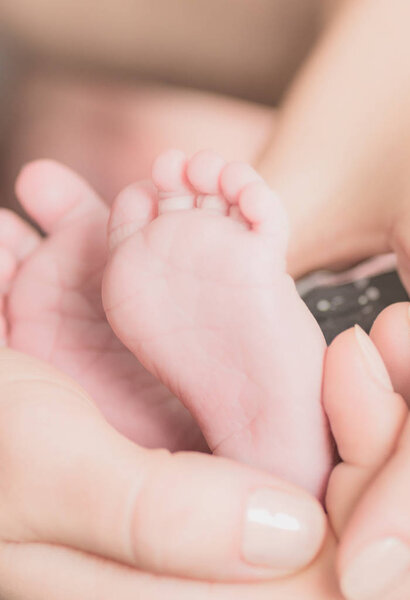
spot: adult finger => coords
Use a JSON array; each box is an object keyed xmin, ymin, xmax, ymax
[
  {"xmin": 370, "ymin": 302, "xmax": 410, "ymax": 404},
  {"xmin": 0, "ymin": 349, "xmax": 326, "ymax": 582},
  {"xmin": 335, "ymin": 305, "xmax": 410, "ymax": 600},
  {"xmin": 323, "ymin": 325, "xmax": 407, "ymax": 536},
  {"xmin": 0, "ymin": 533, "xmax": 341, "ymax": 600},
  {"xmin": 338, "ymin": 417, "xmax": 410, "ymax": 600}
]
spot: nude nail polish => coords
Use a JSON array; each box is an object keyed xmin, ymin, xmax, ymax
[
  {"xmin": 242, "ymin": 488, "xmax": 325, "ymax": 572},
  {"xmin": 341, "ymin": 538, "xmax": 410, "ymax": 600},
  {"xmin": 354, "ymin": 325, "xmax": 393, "ymax": 391}
]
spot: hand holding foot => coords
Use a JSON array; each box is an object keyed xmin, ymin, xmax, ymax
[
  {"xmin": 328, "ymin": 303, "xmax": 410, "ymax": 600},
  {"xmin": 0, "ymin": 348, "xmax": 329, "ymax": 599},
  {"xmin": 103, "ymin": 149, "xmax": 333, "ymax": 497}
]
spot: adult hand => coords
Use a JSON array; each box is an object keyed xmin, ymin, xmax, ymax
[
  {"xmin": 324, "ymin": 302, "xmax": 410, "ymax": 599},
  {"xmin": 0, "ymin": 348, "xmax": 326, "ymax": 599},
  {"xmin": 2, "ymin": 314, "xmax": 407, "ymax": 600}
]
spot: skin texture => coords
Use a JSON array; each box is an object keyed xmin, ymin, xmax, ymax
[
  {"xmin": 1, "ymin": 0, "xmax": 410, "ymax": 597},
  {"xmin": 0, "ymin": 157, "xmax": 331, "ymax": 496},
  {"xmin": 1, "ymin": 162, "xmax": 410, "ymax": 598},
  {"xmin": 0, "ymin": 161, "xmax": 205, "ymax": 452},
  {"xmin": 334, "ymin": 303, "xmax": 410, "ymax": 600},
  {"xmin": 0, "ymin": 305, "xmax": 407, "ymax": 599},
  {"xmin": 103, "ymin": 149, "xmax": 332, "ymax": 497},
  {"xmin": 0, "ymin": 348, "xmax": 329, "ymax": 597}
]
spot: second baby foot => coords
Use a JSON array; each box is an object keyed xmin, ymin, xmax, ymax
[
  {"xmin": 103, "ymin": 150, "xmax": 333, "ymax": 496},
  {"xmin": 0, "ymin": 161, "xmax": 204, "ymax": 452}
]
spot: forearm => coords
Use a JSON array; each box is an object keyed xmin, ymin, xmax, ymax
[{"xmin": 257, "ymin": 0, "xmax": 410, "ymax": 277}]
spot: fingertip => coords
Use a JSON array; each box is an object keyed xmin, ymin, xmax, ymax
[
  {"xmin": 133, "ymin": 450, "xmax": 327, "ymax": 581},
  {"xmin": 370, "ymin": 302, "xmax": 410, "ymax": 403},
  {"xmin": 324, "ymin": 326, "xmax": 405, "ymax": 469}
]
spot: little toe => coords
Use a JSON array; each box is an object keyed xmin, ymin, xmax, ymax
[
  {"xmin": 239, "ymin": 181, "xmax": 289, "ymax": 243},
  {"xmin": 108, "ymin": 182, "xmax": 158, "ymax": 251},
  {"xmin": 152, "ymin": 149, "xmax": 195, "ymax": 214},
  {"xmin": 220, "ymin": 161, "xmax": 262, "ymax": 204},
  {"xmin": 16, "ymin": 160, "xmax": 107, "ymax": 234}
]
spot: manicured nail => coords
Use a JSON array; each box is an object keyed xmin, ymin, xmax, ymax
[
  {"xmin": 242, "ymin": 488, "xmax": 325, "ymax": 572},
  {"xmin": 341, "ymin": 538, "xmax": 410, "ymax": 600},
  {"xmin": 354, "ymin": 325, "xmax": 393, "ymax": 391}
]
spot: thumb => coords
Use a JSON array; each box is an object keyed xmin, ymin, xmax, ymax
[
  {"xmin": 336, "ymin": 304, "xmax": 410, "ymax": 600},
  {"xmin": 0, "ymin": 349, "xmax": 326, "ymax": 582}
]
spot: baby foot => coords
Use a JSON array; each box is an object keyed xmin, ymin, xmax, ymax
[
  {"xmin": 0, "ymin": 161, "xmax": 204, "ymax": 451},
  {"xmin": 103, "ymin": 149, "xmax": 333, "ymax": 496}
]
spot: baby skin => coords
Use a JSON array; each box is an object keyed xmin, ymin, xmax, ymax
[
  {"xmin": 103, "ymin": 149, "xmax": 333, "ymax": 497},
  {"xmin": 0, "ymin": 161, "xmax": 205, "ymax": 452}
]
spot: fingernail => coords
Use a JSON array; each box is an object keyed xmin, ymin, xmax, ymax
[
  {"xmin": 354, "ymin": 325, "xmax": 393, "ymax": 391},
  {"xmin": 242, "ymin": 488, "xmax": 325, "ymax": 572},
  {"xmin": 341, "ymin": 538, "xmax": 410, "ymax": 600}
]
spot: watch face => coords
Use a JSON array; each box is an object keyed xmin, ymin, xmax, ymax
[{"xmin": 300, "ymin": 269, "xmax": 409, "ymax": 345}]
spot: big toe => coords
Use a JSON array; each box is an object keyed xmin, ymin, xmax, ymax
[{"xmin": 16, "ymin": 160, "xmax": 107, "ymax": 233}]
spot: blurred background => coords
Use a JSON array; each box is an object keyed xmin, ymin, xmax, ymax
[
  {"xmin": 2, "ymin": 0, "xmax": 407, "ymax": 341},
  {"xmin": 0, "ymin": 0, "xmax": 336, "ymax": 211}
]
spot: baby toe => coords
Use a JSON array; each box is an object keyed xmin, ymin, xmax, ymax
[
  {"xmin": 239, "ymin": 181, "xmax": 289, "ymax": 242},
  {"xmin": 108, "ymin": 182, "xmax": 158, "ymax": 251},
  {"xmin": 187, "ymin": 150, "xmax": 228, "ymax": 214},
  {"xmin": 186, "ymin": 150, "xmax": 225, "ymax": 195},
  {"xmin": 152, "ymin": 149, "xmax": 196, "ymax": 213},
  {"xmin": 152, "ymin": 149, "xmax": 190, "ymax": 193},
  {"xmin": 220, "ymin": 162, "xmax": 262, "ymax": 204},
  {"xmin": 16, "ymin": 160, "xmax": 106, "ymax": 233}
]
